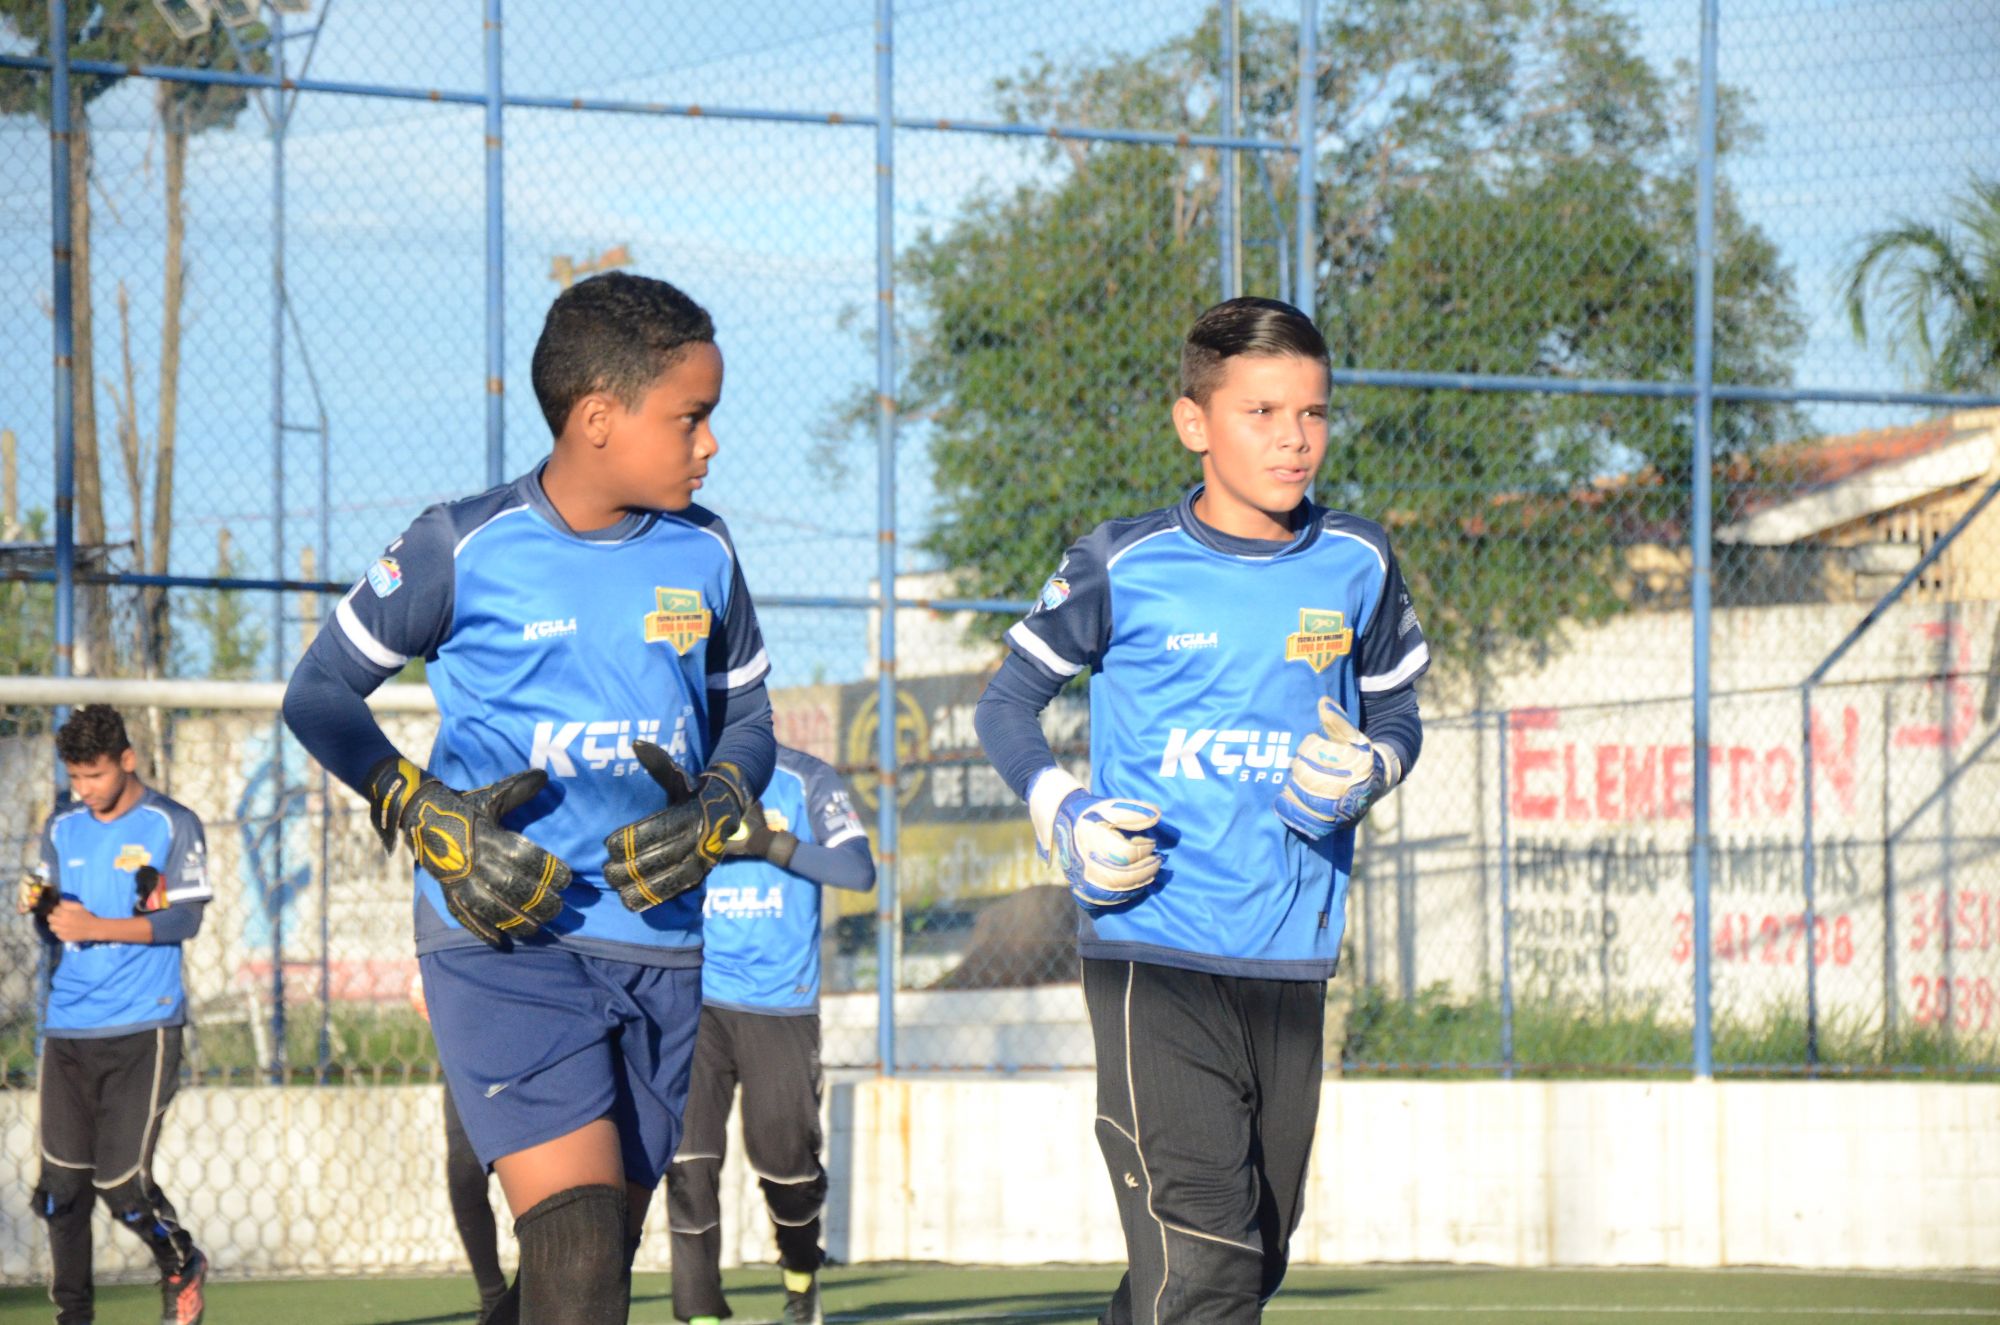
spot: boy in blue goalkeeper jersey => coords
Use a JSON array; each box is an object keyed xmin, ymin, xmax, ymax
[
  {"xmin": 666, "ymin": 744, "xmax": 874, "ymax": 1325},
  {"xmin": 20, "ymin": 705, "xmax": 211, "ymax": 1325},
  {"xmin": 976, "ymin": 297, "xmax": 1428, "ymax": 1324},
  {"xmin": 283, "ymin": 272, "xmax": 776, "ymax": 1325}
]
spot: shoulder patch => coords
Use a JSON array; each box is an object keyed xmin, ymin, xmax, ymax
[
  {"xmin": 366, "ymin": 557, "xmax": 403, "ymax": 598},
  {"xmin": 1037, "ymin": 577, "xmax": 1072, "ymax": 612}
]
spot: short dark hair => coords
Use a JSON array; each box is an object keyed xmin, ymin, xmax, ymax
[
  {"xmin": 55, "ymin": 704, "xmax": 131, "ymax": 764},
  {"xmin": 530, "ymin": 272, "xmax": 716, "ymax": 437},
  {"xmin": 1179, "ymin": 297, "xmax": 1329, "ymax": 405}
]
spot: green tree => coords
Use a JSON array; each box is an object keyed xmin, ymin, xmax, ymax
[
  {"xmin": 1843, "ymin": 175, "xmax": 2000, "ymax": 395},
  {"xmin": 0, "ymin": 509, "xmax": 57, "ymax": 684},
  {"xmin": 184, "ymin": 527, "xmax": 266, "ymax": 680},
  {"xmin": 0, "ymin": 2, "xmax": 265, "ymax": 674},
  {"xmin": 841, "ymin": 1, "xmax": 1802, "ymax": 685}
]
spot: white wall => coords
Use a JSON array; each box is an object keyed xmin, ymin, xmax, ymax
[
  {"xmin": 4, "ymin": 1078, "xmax": 1994, "ymax": 1284},
  {"xmin": 1358, "ymin": 596, "xmax": 2000, "ymax": 1050}
]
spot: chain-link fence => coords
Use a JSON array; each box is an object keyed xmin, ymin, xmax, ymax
[{"xmin": 1, "ymin": 0, "xmax": 1997, "ymax": 1178}]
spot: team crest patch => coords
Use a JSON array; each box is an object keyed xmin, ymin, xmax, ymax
[
  {"xmin": 1285, "ymin": 608, "xmax": 1354, "ymax": 673},
  {"xmin": 1038, "ymin": 577, "xmax": 1071, "ymax": 611},
  {"xmin": 643, "ymin": 588, "xmax": 712, "ymax": 655},
  {"xmin": 366, "ymin": 557, "xmax": 403, "ymax": 598},
  {"xmin": 114, "ymin": 844, "xmax": 152, "ymax": 872},
  {"xmin": 762, "ymin": 808, "xmax": 791, "ymax": 833}
]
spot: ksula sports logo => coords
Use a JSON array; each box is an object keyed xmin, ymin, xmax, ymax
[
  {"xmin": 529, "ymin": 717, "xmax": 683, "ymax": 777},
  {"xmin": 704, "ymin": 883, "xmax": 785, "ymax": 919},
  {"xmin": 523, "ymin": 617, "xmax": 577, "ymax": 642},
  {"xmin": 1164, "ymin": 631, "xmax": 1218, "ymax": 652},
  {"xmin": 1158, "ymin": 727, "xmax": 1295, "ymax": 782}
]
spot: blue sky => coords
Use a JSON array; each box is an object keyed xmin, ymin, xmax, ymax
[{"xmin": 2, "ymin": 0, "xmax": 1995, "ymax": 684}]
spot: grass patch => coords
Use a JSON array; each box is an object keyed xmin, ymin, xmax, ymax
[{"xmin": 1341, "ymin": 982, "xmax": 2000, "ymax": 1079}]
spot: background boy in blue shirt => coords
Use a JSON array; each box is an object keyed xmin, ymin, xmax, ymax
[
  {"xmin": 20, "ymin": 704, "xmax": 212, "ymax": 1325},
  {"xmin": 665, "ymin": 743, "xmax": 875, "ymax": 1325},
  {"xmin": 976, "ymin": 297, "xmax": 1428, "ymax": 1323},
  {"xmin": 284, "ymin": 272, "xmax": 776, "ymax": 1324}
]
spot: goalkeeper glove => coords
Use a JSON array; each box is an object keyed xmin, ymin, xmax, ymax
[
  {"xmin": 134, "ymin": 865, "xmax": 166, "ymax": 914},
  {"xmin": 15, "ymin": 872, "xmax": 56, "ymax": 921},
  {"xmin": 602, "ymin": 742, "xmax": 749, "ymax": 911},
  {"xmin": 1027, "ymin": 767, "xmax": 1162, "ymax": 908},
  {"xmin": 365, "ymin": 756, "xmax": 570, "ymax": 947},
  {"xmin": 722, "ymin": 800, "xmax": 800, "ymax": 871},
  {"xmin": 1274, "ymin": 697, "xmax": 1402, "ymax": 840}
]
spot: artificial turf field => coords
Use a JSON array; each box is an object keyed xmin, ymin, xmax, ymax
[{"xmin": 4, "ymin": 1265, "xmax": 1997, "ymax": 1324}]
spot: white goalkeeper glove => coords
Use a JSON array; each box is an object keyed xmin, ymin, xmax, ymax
[
  {"xmin": 1275, "ymin": 698, "xmax": 1403, "ymax": 839},
  {"xmin": 1027, "ymin": 767, "xmax": 1162, "ymax": 908}
]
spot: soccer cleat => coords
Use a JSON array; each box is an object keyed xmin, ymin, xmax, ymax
[
  {"xmin": 160, "ymin": 1248, "xmax": 206, "ymax": 1325},
  {"xmin": 782, "ymin": 1269, "xmax": 824, "ymax": 1325}
]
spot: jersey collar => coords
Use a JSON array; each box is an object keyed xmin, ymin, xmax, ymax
[
  {"xmin": 1175, "ymin": 485, "xmax": 1323, "ymax": 560},
  {"xmin": 516, "ymin": 462, "xmax": 660, "ymax": 544}
]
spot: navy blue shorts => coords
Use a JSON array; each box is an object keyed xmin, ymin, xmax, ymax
[{"xmin": 419, "ymin": 945, "xmax": 702, "ymax": 1186}]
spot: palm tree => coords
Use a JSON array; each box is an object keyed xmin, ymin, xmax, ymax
[{"xmin": 1843, "ymin": 175, "xmax": 2000, "ymax": 394}]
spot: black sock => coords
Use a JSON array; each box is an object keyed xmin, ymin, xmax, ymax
[
  {"xmin": 514, "ymin": 1185, "xmax": 628, "ymax": 1325},
  {"xmin": 480, "ymin": 1279, "xmax": 519, "ymax": 1325},
  {"xmin": 448, "ymin": 1160, "xmax": 507, "ymax": 1305}
]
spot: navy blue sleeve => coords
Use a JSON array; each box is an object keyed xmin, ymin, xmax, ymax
[
  {"xmin": 785, "ymin": 839, "xmax": 876, "ymax": 892},
  {"xmin": 159, "ymin": 806, "xmax": 212, "ymax": 905},
  {"xmin": 1358, "ymin": 540, "xmax": 1430, "ymax": 697},
  {"xmin": 797, "ymin": 752, "xmax": 869, "ymax": 850},
  {"xmin": 703, "ymin": 517, "xmax": 771, "ymax": 698},
  {"xmin": 976, "ymin": 652, "xmax": 1069, "ymax": 800},
  {"xmin": 328, "ymin": 508, "xmax": 458, "ymax": 679},
  {"xmin": 706, "ymin": 677, "xmax": 776, "ymax": 800},
  {"xmin": 1359, "ymin": 682, "xmax": 1423, "ymax": 779},
  {"xmin": 146, "ymin": 900, "xmax": 205, "ymax": 945},
  {"xmin": 1001, "ymin": 532, "xmax": 1114, "ymax": 684},
  {"xmin": 284, "ymin": 508, "xmax": 456, "ymax": 795},
  {"xmin": 283, "ymin": 646, "xmax": 400, "ymax": 795},
  {"xmin": 786, "ymin": 751, "xmax": 874, "ymax": 892}
]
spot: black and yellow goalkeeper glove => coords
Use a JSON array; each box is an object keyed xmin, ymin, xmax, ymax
[
  {"xmin": 15, "ymin": 872, "xmax": 56, "ymax": 921},
  {"xmin": 365, "ymin": 756, "xmax": 571, "ymax": 948},
  {"xmin": 722, "ymin": 800, "xmax": 800, "ymax": 871},
  {"xmin": 602, "ymin": 742, "xmax": 748, "ymax": 911}
]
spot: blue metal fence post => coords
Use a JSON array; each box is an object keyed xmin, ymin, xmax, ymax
[
  {"xmin": 873, "ymin": 0, "xmax": 900, "ymax": 1078},
  {"xmin": 44, "ymin": 0, "xmax": 75, "ymax": 1073},
  {"xmin": 49, "ymin": 0, "xmax": 75, "ymax": 691},
  {"xmin": 1689, "ymin": 0, "xmax": 1720, "ymax": 1080},
  {"xmin": 484, "ymin": 0, "xmax": 506, "ymax": 487},
  {"xmin": 1497, "ymin": 710, "xmax": 1515, "ymax": 1078},
  {"xmin": 1218, "ymin": 0, "xmax": 1238, "ymax": 301},
  {"xmin": 268, "ymin": 5, "xmax": 290, "ymax": 1085},
  {"xmin": 1293, "ymin": 0, "xmax": 1316, "ymax": 320}
]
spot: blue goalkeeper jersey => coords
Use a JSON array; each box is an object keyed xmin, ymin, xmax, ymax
[
  {"xmin": 1003, "ymin": 487, "xmax": 1429, "ymax": 979},
  {"xmin": 316, "ymin": 466, "xmax": 771, "ymax": 966},
  {"xmin": 700, "ymin": 747, "xmax": 868, "ymax": 1013},
  {"xmin": 37, "ymin": 788, "xmax": 212, "ymax": 1037}
]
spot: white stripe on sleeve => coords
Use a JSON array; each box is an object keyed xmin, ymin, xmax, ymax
[
  {"xmin": 336, "ymin": 596, "xmax": 411, "ymax": 671},
  {"xmin": 1006, "ymin": 621, "xmax": 1085, "ymax": 678},
  {"xmin": 1360, "ymin": 640, "xmax": 1430, "ymax": 693},
  {"xmin": 707, "ymin": 646, "xmax": 771, "ymax": 692}
]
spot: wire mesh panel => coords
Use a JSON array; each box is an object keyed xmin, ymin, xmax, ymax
[
  {"xmin": 0, "ymin": 684, "xmax": 450, "ymax": 1282},
  {"xmin": 0, "ymin": 18, "xmax": 1996, "ymax": 1291}
]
